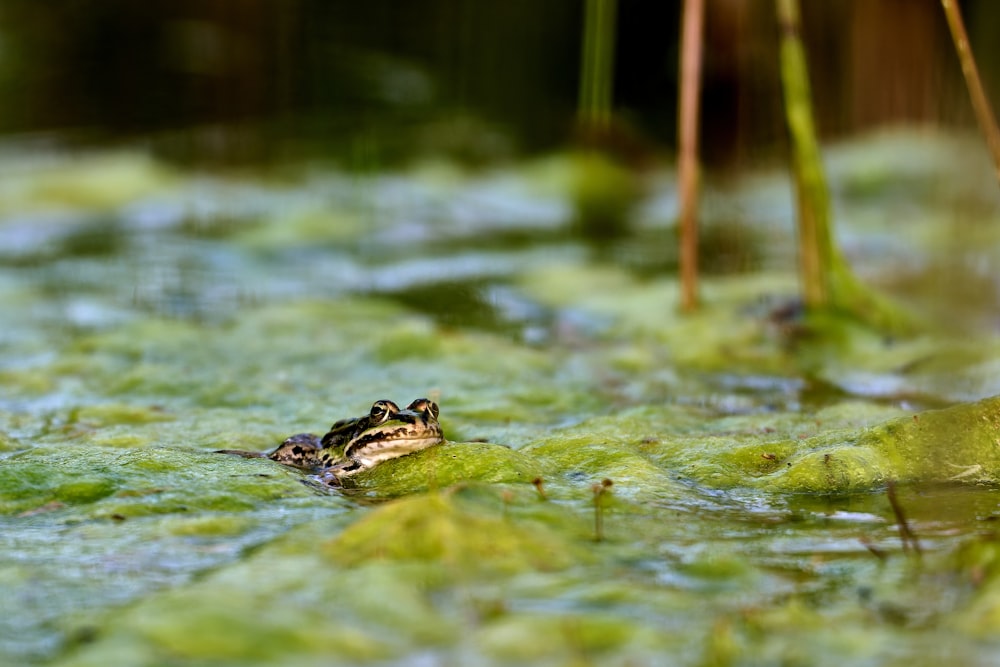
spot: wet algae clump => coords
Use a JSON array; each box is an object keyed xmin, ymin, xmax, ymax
[
  {"xmin": 753, "ymin": 395, "xmax": 1000, "ymax": 492},
  {"xmin": 339, "ymin": 441, "xmax": 538, "ymax": 497},
  {"xmin": 324, "ymin": 488, "xmax": 592, "ymax": 573},
  {"xmin": 12, "ymin": 316, "xmax": 1000, "ymax": 667}
]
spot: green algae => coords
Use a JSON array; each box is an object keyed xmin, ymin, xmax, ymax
[
  {"xmin": 0, "ymin": 152, "xmax": 177, "ymax": 216},
  {"xmin": 0, "ymin": 446, "xmax": 316, "ymax": 517},
  {"xmin": 1, "ymin": 144, "xmax": 1000, "ymax": 667},
  {"xmin": 343, "ymin": 441, "xmax": 537, "ymax": 496},
  {"xmin": 70, "ymin": 404, "xmax": 174, "ymax": 427},
  {"xmin": 755, "ymin": 395, "xmax": 1000, "ymax": 492},
  {"xmin": 325, "ymin": 489, "xmax": 590, "ymax": 573}
]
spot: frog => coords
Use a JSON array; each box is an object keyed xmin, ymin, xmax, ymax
[
  {"xmin": 215, "ymin": 398, "xmax": 444, "ymax": 482},
  {"xmin": 318, "ymin": 397, "xmax": 443, "ymax": 481}
]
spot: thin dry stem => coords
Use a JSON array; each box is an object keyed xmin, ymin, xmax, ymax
[
  {"xmin": 941, "ymin": 0, "xmax": 1000, "ymax": 186},
  {"xmin": 677, "ymin": 0, "xmax": 705, "ymax": 311}
]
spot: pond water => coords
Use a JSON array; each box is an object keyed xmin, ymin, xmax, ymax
[{"xmin": 2, "ymin": 130, "xmax": 1000, "ymax": 666}]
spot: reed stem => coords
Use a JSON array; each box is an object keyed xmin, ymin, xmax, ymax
[
  {"xmin": 775, "ymin": 0, "xmax": 833, "ymax": 309},
  {"xmin": 677, "ymin": 0, "xmax": 705, "ymax": 312},
  {"xmin": 940, "ymin": 0, "xmax": 1000, "ymax": 186},
  {"xmin": 578, "ymin": 0, "xmax": 618, "ymax": 130}
]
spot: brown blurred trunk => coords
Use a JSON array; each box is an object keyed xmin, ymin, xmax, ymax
[{"xmin": 846, "ymin": 0, "xmax": 943, "ymax": 131}]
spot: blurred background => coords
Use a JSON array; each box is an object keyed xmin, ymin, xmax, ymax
[{"xmin": 1, "ymin": 0, "xmax": 995, "ymax": 166}]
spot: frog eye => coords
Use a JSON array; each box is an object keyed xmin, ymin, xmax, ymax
[
  {"xmin": 370, "ymin": 400, "xmax": 399, "ymax": 423},
  {"xmin": 407, "ymin": 398, "xmax": 439, "ymax": 420}
]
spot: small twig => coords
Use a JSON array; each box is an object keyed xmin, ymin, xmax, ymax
[
  {"xmin": 592, "ymin": 478, "xmax": 614, "ymax": 542},
  {"xmin": 886, "ymin": 480, "xmax": 922, "ymax": 556},
  {"xmin": 941, "ymin": 0, "xmax": 1000, "ymax": 186}
]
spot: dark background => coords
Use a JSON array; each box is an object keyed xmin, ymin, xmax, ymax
[{"xmin": 0, "ymin": 0, "xmax": 994, "ymax": 166}]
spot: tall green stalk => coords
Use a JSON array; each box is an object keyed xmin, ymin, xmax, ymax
[
  {"xmin": 776, "ymin": 0, "xmax": 834, "ymax": 309},
  {"xmin": 578, "ymin": 0, "xmax": 618, "ymax": 130},
  {"xmin": 775, "ymin": 0, "xmax": 913, "ymax": 333}
]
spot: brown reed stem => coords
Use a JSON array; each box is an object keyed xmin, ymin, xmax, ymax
[
  {"xmin": 940, "ymin": 0, "xmax": 1000, "ymax": 186},
  {"xmin": 677, "ymin": 0, "xmax": 705, "ymax": 312}
]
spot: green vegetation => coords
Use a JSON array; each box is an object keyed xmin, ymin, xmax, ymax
[{"xmin": 0, "ymin": 143, "xmax": 997, "ymax": 666}]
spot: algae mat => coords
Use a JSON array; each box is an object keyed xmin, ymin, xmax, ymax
[
  {"xmin": 2, "ymin": 147, "xmax": 1000, "ymax": 666},
  {"xmin": 4, "ymin": 297, "xmax": 1000, "ymax": 667}
]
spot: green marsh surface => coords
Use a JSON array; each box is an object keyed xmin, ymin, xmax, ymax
[{"xmin": 2, "ymin": 132, "xmax": 1000, "ymax": 666}]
